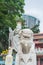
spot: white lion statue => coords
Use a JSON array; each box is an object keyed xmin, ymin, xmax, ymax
[{"xmin": 12, "ymin": 29, "xmax": 37, "ymax": 65}]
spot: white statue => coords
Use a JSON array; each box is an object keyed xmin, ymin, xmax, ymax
[
  {"xmin": 5, "ymin": 27, "xmax": 15, "ymax": 65},
  {"xmin": 5, "ymin": 23, "xmax": 37, "ymax": 65},
  {"xmin": 5, "ymin": 23, "xmax": 21, "ymax": 65},
  {"xmin": 12, "ymin": 29, "xmax": 37, "ymax": 65},
  {"xmin": 5, "ymin": 47, "xmax": 13, "ymax": 65}
]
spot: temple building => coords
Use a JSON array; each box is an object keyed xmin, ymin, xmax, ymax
[{"xmin": 34, "ymin": 33, "xmax": 43, "ymax": 65}]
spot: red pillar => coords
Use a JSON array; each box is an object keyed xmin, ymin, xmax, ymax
[{"xmin": 37, "ymin": 58, "xmax": 40, "ymax": 65}]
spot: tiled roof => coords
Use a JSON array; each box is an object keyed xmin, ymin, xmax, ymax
[
  {"xmin": 34, "ymin": 36, "xmax": 43, "ymax": 39},
  {"xmin": 34, "ymin": 33, "xmax": 43, "ymax": 36},
  {"xmin": 33, "ymin": 33, "xmax": 43, "ymax": 44},
  {"xmin": 34, "ymin": 41, "xmax": 43, "ymax": 44}
]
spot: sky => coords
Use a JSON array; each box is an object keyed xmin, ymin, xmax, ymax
[{"xmin": 24, "ymin": 0, "xmax": 43, "ymax": 33}]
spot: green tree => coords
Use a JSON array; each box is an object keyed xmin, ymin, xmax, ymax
[
  {"xmin": 31, "ymin": 24, "xmax": 40, "ymax": 33},
  {"xmin": 0, "ymin": 0, "xmax": 25, "ymax": 51}
]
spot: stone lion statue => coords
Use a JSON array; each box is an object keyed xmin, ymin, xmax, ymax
[{"xmin": 12, "ymin": 29, "xmax": 37, "ymax": 65}]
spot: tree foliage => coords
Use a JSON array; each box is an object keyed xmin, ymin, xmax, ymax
[
  {"xmin": 0, "ymin": 0, "xmax": 25, "ymax": 51},
  {"xmin": 31, "ymin": 24, "xmax": 40, "ymax": 33}
]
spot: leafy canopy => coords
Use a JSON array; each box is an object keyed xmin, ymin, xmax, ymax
[{"xmin": 0, "ymin": 0, "xmax": 25, "ymax": 51}]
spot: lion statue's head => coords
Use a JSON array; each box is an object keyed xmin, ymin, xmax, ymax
[{"xmin": 19, "ymin": 29, "xmax": 34, "ymax": 54}]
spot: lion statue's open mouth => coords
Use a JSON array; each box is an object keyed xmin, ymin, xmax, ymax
[{"xmin": 21, "ymin": 43, "xmax": 31, "ymax": 54}]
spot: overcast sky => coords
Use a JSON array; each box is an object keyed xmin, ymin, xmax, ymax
[{"xmin": 24, "ymin": 0, "xmax": 43, "ymax": 33}]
